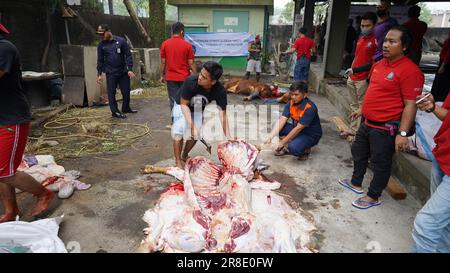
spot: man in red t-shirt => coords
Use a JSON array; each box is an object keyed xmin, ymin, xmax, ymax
[
  {"xmin": 345, "ymin": 12, "xmax": 378, "ymax": 135},
  {"xmin": 403, "ymin": 5, "xmax": 428, "ymax": 65},
  {"xmin": 288, "ymin": 27, "xmax": 316, "ymax": 82},
  {"xmin": 339, "ymin": 26, "xmax": 424, "ymax": 209},
  {"xmin": 160, "ymin": 22, "xmax": 196, "ymax": 115},
  {"xmin": 412, "ymin": 92, "xmax": 450, "ymax": 252}
]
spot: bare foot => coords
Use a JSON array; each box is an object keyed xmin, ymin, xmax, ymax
[
  {"xmin": 0, "ymin": 209, "xmax": 19, "ymax": 223},
  {"xmin": 176, "ymin": 160, "xmax": 184, "ymax": 169},
  {"xmin": 340, "ymin": 131, "xmax": 355, "ymax": 138},
  {"xmin": 181, "ymin": 153, "xmax": 190, "ymax": 162},
  {"xmin": 30, "ymin": 189, "xmax": 55, "ymax": 217}
]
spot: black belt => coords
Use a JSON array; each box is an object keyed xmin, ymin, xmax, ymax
[{"xmin": 363, "ymin": 118, "xmax": 400, "ymax": 136}]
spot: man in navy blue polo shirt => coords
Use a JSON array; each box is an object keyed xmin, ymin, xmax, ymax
[
  {"xmin": 96, "ymin": 24, "xmax": 137, "ymax": 119},
  {"xmin": 265, "ymin": 81, "xmax": 322, "ymax": 160}
]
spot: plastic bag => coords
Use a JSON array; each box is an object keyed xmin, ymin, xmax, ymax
[{"xmin": 0, "ymin": 216, "xmax": 67, "ymax": 253}]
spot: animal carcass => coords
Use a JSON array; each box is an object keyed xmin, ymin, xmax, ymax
[
  {"xmin": 140, "ymin": 140, "xmax": 316, "ymax": 253},
  {"xmin": 224, "ymin": 79, "xmax": 272, "ymax": 101}
]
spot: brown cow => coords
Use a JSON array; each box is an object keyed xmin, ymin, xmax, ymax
[{"xmin": 224, "ymin": 78, "xmax": 273, "ymax": 101}]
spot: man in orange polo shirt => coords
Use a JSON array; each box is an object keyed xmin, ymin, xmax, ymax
[
  {"xmin": 264, "ymin": 81, "xmax": 322, "ymax": 161},
  {"xmin": 412, "ymin": 91, "xmax": 450, "ymax": 252},
  {"xmin": 339, "ymin": 26, "xmax": 424, "ymax": 209},
  {"xmin": 345, "ymin": 12, "xmax": 378, "ymax": 135},
  {"xmin": 160, "ymin": 22, "xmax": 196, "ymax": 115}
]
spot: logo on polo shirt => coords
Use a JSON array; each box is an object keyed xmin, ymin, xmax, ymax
[
  {"xmin": 386, "ymin": 72, "xmax": 395, "ymax": 81},
  {"xmin": 367, "ymin": 42, "xmax": 372, "ymax": 47}
]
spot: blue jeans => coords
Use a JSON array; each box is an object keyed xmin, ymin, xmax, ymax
[
  {"xmin": 294, "ymin": 57, "xmax": 311, "ymax": 82},
  {"xmin": 412, "ymin": 157, "xmax": 450, "ymax": 253},
  {"xmin": 279, "ymin": 123, "xmax": 320, "ymax": 157}
]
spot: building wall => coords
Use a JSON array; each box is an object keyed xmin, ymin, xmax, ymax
[
  {"xmin": 431, "ymin": 11, "xmax": 450, "ymax": 28},
  {"xmin": 178, "ymin": 5, "xmax": 266, "ymax": 72},
  {"xmin": 0, "ymin": 1, "xmax": 170, "ymax": 73},
  {"xmin": 179, "ymin": 5, "xmax": 265, "ymax": 36},
  {"xmin": 0, "ymin": 1, "xmax": 49, "ymax": 71}
]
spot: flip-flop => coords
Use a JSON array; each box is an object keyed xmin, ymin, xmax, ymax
[
  {"xmin": 352, "ymin": 197, "xmax": 383, "ymax": 209},
  {"xmin": 274, "ymin": 147, "xmax": 289, "ymax": 156},
  {"xmin": 338, "ymin": 178, "xmax": 364, "ymax": 194}
]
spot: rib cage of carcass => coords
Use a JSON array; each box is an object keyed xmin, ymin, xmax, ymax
[{"xmin": 139, "ymin": 140, "xmax": 316, "ymax": 253}]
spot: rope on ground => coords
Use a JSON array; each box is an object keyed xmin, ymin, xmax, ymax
[{"xmin": 27, "ymin": 107, "xmax": 154, "ymax": 159}]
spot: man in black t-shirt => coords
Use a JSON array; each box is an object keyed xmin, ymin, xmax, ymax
[
  {"xmin": 0, "ymin": 24, "xmax": 54, "ymax": 223},
  {"xmin": 171, "ymin": 61, "xmax": 231, "ymax": 168}
]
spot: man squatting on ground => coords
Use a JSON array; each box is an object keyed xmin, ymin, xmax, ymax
[
  {"xmin": 172, "ymin": 61, "xmax": 232, "ymax": 168},
  {"xmin": 339, "ymin": 26, "xmax": 424, "ymax": 209},
  {"xmin": 265, "ymin": 81, "xmax": 322, "ymax": 161}
]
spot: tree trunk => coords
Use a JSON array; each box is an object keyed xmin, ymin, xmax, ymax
[
  {"xmin": 148, "ymin": 0, "xmax": 166, "ymax": 48},
  {"xmin": 123, "ymin": 0, "xmax": 152, "ymax": 46},
  {"xmin": 108, "ymin": 0, "xmax": 114, "ymax": 15},
  {"xmin": 294, "ymin": 0, "xmax": 304, "ymax": 16}
]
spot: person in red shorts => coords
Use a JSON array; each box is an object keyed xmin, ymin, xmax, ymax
[
  {"xmin": 0, "ymin": 23, "xmax": 54, "ymax": 223},
  {"xmin": 338, "ymin": 26, "xmax": 424, "ymax": 209},
  {"xmin": 412, "ymin": 91, "xmax": 450, "ymax": 252}
]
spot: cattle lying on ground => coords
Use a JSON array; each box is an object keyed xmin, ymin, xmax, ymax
[
  {"xmin": 224, "ymin": 78, "xmax": 291, "ymax": 103},
  {"xmin": 139, "ymin": 140, "xmax": 317, "ymax": 253}
]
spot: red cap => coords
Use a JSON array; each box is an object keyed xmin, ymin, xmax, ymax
[
  {"xmin": 0, "ymin": 23, "xmax": 10, "ymax": 34},
  {"xmin": 255, "ymin": 34, "xmax": 260, "ymax": 40}
]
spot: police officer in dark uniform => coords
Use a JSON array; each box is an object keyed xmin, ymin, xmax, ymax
[{"xmin": 96, "ymin": 24, "xmax": 137, "ymax": 118}]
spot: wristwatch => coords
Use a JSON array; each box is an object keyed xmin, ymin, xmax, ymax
[{"xmin": 398, "ymin": 131, "xmax": 407, "ymax": 137}]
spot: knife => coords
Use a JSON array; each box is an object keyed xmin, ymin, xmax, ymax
[{"xmin": 199, "ymin": 138, "xmax": 212, "ymax": 155}]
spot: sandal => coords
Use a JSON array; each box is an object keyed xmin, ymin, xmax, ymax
[
  {"xmin": 274, "ymin": 147, "xmax": 289, "ymax": 156},
  {"xmin": 352, "ymin": 197, "xmax": 383, "ymax": 209},
  {"xmin": 298, "ymin": 148, "xmax": 311, "ymax": 161},
  {"xmin": 338, "ymin": 178, "xmax": 364, "ymax": 194}
]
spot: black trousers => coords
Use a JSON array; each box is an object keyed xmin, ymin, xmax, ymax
[
  {"xmin": 351, "ymin": 123, "xmax": 395, "ymax": 200},
  {"xmin": 431, "ymin": 61, "xmax": 450, "ymax": 102},
  {"xmin": 106, "ymin": 73, "xmax": 131, "ymax": 114}
]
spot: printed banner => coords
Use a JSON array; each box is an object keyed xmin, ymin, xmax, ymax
[{"xmin": 184, "ymin": 32, "xmax": 255, "ymax": 57}]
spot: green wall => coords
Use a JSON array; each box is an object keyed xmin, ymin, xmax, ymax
[{"xmin": 179, "ymin": 5, "xmax": 266, "ymax": 72}]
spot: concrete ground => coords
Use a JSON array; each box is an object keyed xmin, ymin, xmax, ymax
[{"xmin": 2, "ymin": 90, "xmax": 423, "ymax": 253}]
